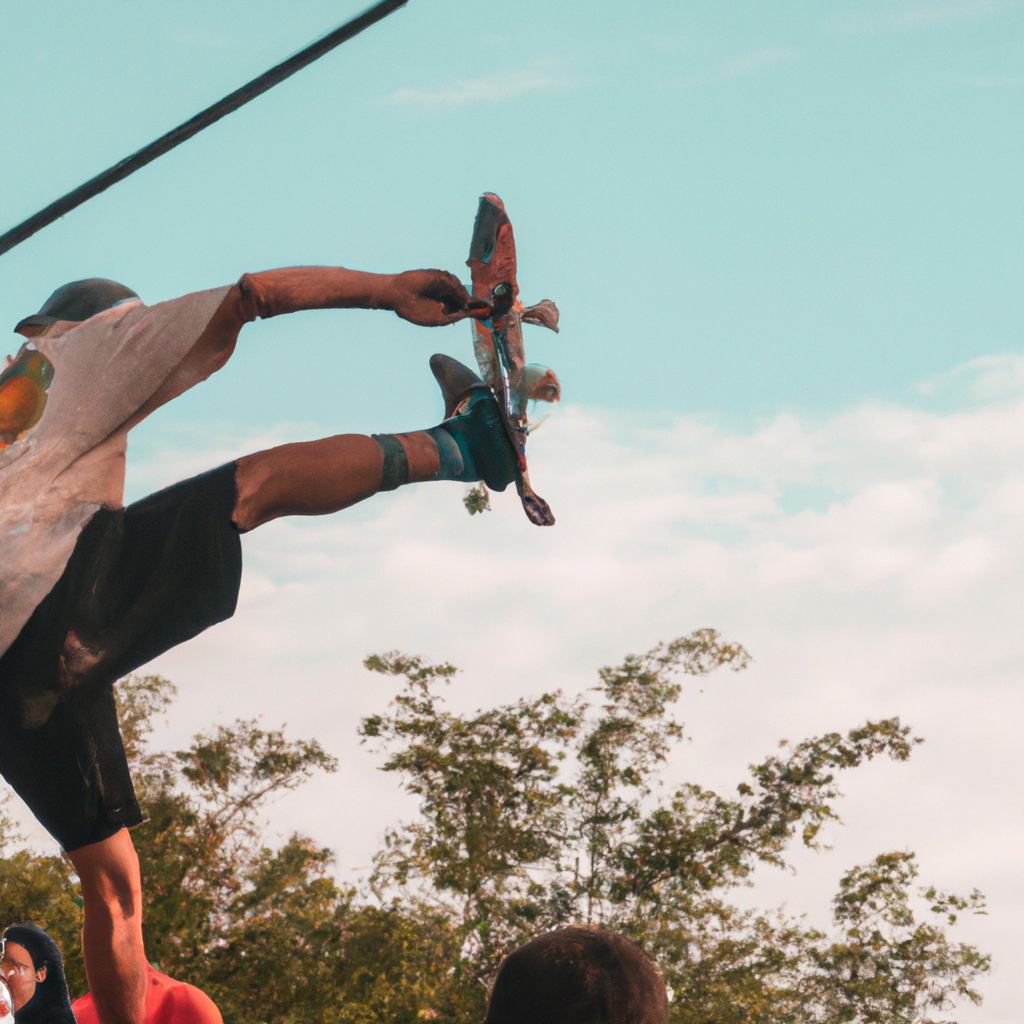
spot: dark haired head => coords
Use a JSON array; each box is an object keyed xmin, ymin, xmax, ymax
[
  {"xmin": 484, "ymin": 927, "xmax": 668, "ymax": 1024},
  {"xmin": 2, "ymin": 925, "xmax": 74, "ymax": 1024}
]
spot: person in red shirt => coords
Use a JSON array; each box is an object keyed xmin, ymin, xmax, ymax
[{"xmin": 72, "ymin": 965, "xmax": 222, "ymax": 1024}]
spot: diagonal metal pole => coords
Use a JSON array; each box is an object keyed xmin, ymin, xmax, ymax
[{"xmin": 0, "ymin": 0, "xmax": 408, "ymax": 258}]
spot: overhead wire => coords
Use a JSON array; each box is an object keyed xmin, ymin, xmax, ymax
[{"xmin": 0, "ymin": 0, "xmax": 408, "ymax": 258}]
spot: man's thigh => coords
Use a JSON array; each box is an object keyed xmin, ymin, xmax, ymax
[
  {"xmin": 0, "ymin": 684, "xmax": 136, "ymax": 851},
  {"xmin": 0, "ymin": 462, "xmax": 243, "ymax": 850}
]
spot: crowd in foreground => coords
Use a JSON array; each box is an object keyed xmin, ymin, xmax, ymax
[
  {"xmin": 0, "ymin": 923, "xmax": 221, "ymax": 1023},
  {"xmin": 0, "ymin": 921, "xmax": 668, "ymax": 1024}
]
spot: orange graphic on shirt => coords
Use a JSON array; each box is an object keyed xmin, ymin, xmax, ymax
[{"xmin": 0, "ymin": 345, "xmax": 54, "ymax": 446}]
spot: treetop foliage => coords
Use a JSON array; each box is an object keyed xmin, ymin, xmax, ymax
[{"xmin": 0, "ymin": 630, "xmax": 989, "ymax": 1024}]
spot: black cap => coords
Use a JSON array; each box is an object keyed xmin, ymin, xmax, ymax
[{"xmin": 15, "ymin": 278, "xmax": 139, "ymax": 333}]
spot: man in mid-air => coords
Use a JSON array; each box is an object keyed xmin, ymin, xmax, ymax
[{"xmin": 0, "ymin": 261, "xmax": 518, "ymax": 1024}]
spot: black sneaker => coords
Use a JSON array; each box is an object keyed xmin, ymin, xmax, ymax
[{"xmin": 430, "ymin": 354, "xmax": 518, "ymax": 491}]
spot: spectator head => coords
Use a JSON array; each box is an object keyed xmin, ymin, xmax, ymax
[
  {"xmin": 1, "ymin": 925, "xmax": 74, "ymax": 1023},
  {"xmin": 484, "ymin": 927, "xmax": 668, "ymax": 1024}
]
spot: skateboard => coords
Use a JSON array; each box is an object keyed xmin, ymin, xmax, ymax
[{"xmin": 466, "ymin": 194, "xmax": 561, "ymax": 526}]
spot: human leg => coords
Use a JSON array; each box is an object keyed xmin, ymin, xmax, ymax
[
  {"xmin": 0, "ymin": 469, "xmax": 246, "ymax": 1022},
  {"xmin": 233, "ymin": 434, "xmax": 386, "ymax": 531},
  {"xmin": 66, "ymin": 829, "xmax": 147, "ymax": 1024},
  {"xmin": 0, "ymin": 695, "xmax": 146, "ymax": 1024},
  {"xmin": 232, "ymin": 356, "xmax": 518, "ymax": 532}
]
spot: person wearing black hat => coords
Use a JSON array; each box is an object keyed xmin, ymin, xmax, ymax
[
  {"xmin": 0, "ymin": 259, "xmax": 520, "ymax": 1024},
  {"xmin": 0, "ymin": 926, "xmax": 75, "ymax": 1024}
]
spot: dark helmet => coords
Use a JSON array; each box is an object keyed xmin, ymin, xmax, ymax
[{"xmin": 14, "ymin": 278, "xmax": 139, "ymax": 333}]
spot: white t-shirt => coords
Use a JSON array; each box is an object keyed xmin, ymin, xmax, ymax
[{"xmin": 0, "ymin": 286, "xmax": 232, "ymax": 657}]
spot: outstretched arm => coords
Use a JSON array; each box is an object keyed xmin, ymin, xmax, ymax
[
  {"xmin": 238, "ymin": 266, "xmax": 491, "ymax": 327},
  {"xmin": 123, "ymin": 266, "xmax": 489, "ymax": 430},
  {"xmin": 214, "ymin": 266, "xmax": 490, "ymax": 362}
]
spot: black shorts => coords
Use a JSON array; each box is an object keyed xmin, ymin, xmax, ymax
[{"xmin": 0, "ymin": 463, "xmax": 242, "ymax": 851}]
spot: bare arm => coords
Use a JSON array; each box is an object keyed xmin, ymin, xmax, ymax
[
  {"xmin": 237, "ymin": 266, "xmax": 491, "ymax": 326},
  {"xmin": 123, "ymin": 266, "xmax": 490, "ymax": 430}
]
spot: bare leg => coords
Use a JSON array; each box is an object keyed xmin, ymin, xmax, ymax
[
  {"xmin": 233, "ymin": 432, "xmax": 440, "ymax": 532},
  {"xmin": 66, "ymin": 829, "xmax": 146, "ymax": 1024},
  {"xmin": 60, "ymin": 436, "xmax": 436, "ymax": 1021}
]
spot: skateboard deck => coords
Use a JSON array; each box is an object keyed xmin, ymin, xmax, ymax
[{"xmin": 466, "ymin": 194, "xmax": 560, "ymax": 526}]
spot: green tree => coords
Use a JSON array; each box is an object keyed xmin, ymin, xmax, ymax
[
  {"xmin": 123, "ymin": 676, "xmax": 464, "ymax": 1024},
  {"xmin": 360, "ymin": 651, "xmax": 585, "ymax": 987},
  {"xmin": 801, "ymin": 851, "xmax": 989, "ymax": 1023},
  {"xmin": 0, "ymin": 674, "xmax": 469, "ymax": 1024},
  {"xmin": 360, "ymin": 631, "xmax": 989, "ymax": 1021},
  {"xmin": 0, "ymin": 637, "xmax": 990, "ymax": 1024},
  {"xmin": 117, "ymin": 676, "xmax": 349, "ymax": 1021}
]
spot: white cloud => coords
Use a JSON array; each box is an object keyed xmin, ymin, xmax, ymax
[
  {"xmin": 11, "ymin": 355, "xmax": 1023, "ymax": 1020},
  {"xmin": 916, "ymin": 352, "xmax": 1024, "ymax": 401},
  {"xmin": 833, "ymin": 0, "xmax": 1008, "ymax": 35},
  {"xmin": 896, "ymin": 0, "xmax": 1006, "ymax": 27},
  {"xmin": 381, "ymin": 68, "xmax": 557, "ymax": 108},
  {"xmin": 723, "ymin": 47, "xmax": 795, "ymax": 77}
]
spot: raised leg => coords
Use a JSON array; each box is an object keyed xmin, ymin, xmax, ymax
[
  {"xmin": 232, "ymin": 432, "xmax": 439, "ymax": 532},
  {"xmin": 66, "ymin": 829, "xmax": 147, "ymax": 1024},
  {"xmin": 231, "ymin": 356, "xmax": 519, "ymax": 533}
]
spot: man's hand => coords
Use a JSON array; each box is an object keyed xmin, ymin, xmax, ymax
[{"xmin": 388, "ymin": 270, "xmax": 492, "ymax": 327}]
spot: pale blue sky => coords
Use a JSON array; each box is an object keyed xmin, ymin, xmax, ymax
[{"xmin": 2, "ymin": 0, "xmax": 1022, "ymax": 440}]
